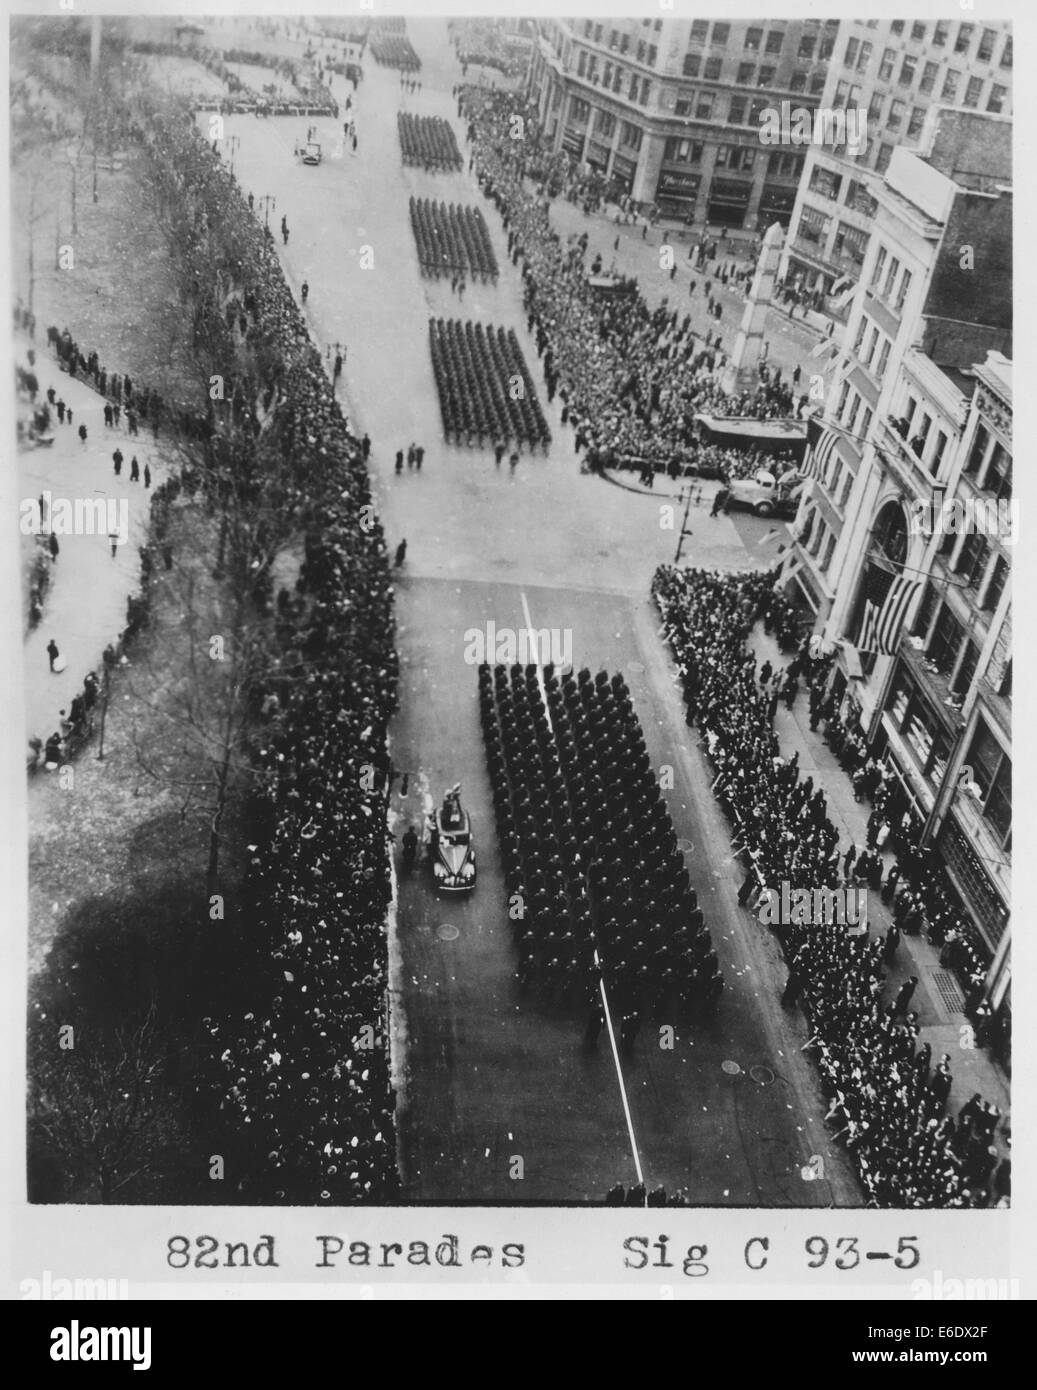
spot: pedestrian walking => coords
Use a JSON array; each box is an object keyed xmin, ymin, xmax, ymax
[
  {"xmin": 494, "ymin": 441, "xmax": 505, "ymax": 467},
  {"xmin": 395, "ymin": 449, "xmax": 404, "ymax": 475},
  {"xmin": 104, "ymin": 403, "xmax": 113, "ymax": 427},
  {"xmin": 46, "ymin": 638, "xmax": 59, "ymax": 671},
  {"xmin": 78, "ymin": 423, "xmax": 87, "ymax": 444},
  {"xmin": 48, "ymin": 532, "xmax": 59, "ymax": 561},
  {"xmin": 112, "ymin": 448, "xmax": 123, "ymax": 477},
  {"xmin": 109, "ymin": 532, "xmax": 119, "ymax": 558},
  {"xmin": 67, "ymin": 407, "xmax": 73, "ymax": 425},
  {"xmin": 130, "ymin": 455, "xmax": 140, "ymax": 482},
  {"xmin": 301, "ymin": 281, "xmax": 309, "ymax": 304},
  {"xmin": 281, "ymin": 215, "xmax": 289, "ymax": 245},
  {"xmin": 56, "ymin": 399, "xmax": 65, "ymax": 423},
  {"xmin": 892, "ymin": 976, "xmax": 918, "ymax": 1018},
  {"xmin": 113, "ymin": 403, "xmax": 121, "ymax": 426},
  {"xmin": 415, "ymin": 445, "xmax": 424, "ymax": 470},
  {"xmin": 406, "ymin": 443, "xmax": 416, "ymax": 470},
  {"xmin": 509, "ymin": 451, "xmax": 519, "ymax": 473},
  {"xmin": 843, "ymin": 843, "xmax": 857, "ymax": 875},
  {"xmin": 361, "ymin": 433, "xmax": 371, "ymax": 460},
  {"xmin": 394, "ymin": 539, "xmax": 407, "ymax": 567},
  {"xmin": 143, "ymin": 462, "xmax": 151, "ymax": 488}
]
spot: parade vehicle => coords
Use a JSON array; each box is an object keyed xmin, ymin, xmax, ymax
[
  {"xmin": 725, "ymin": 467, "xmax": 804, "ymax": 519},
  {"xmin": 693, "ymin": 412, "xmax": 808, "ymax": 466},
  {"xmin": 302, "ymin": 140, "xmax": 323, "ymax": 165},
  {"xmin": 427, "ymin": 786, "xmax": 476, "ymax": 892}
]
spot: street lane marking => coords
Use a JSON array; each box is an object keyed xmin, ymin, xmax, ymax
[{"xmin": 519, "ymin": 590, "xmax": 646, "ymax": 1191}]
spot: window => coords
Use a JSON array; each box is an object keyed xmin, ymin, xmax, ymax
[
  {"xmin": 712, "ymin": 22, "xmax": 730, "ymax": 46},
  {"xmin": 929, "ymin": 603, "xmax": 964, "ymax": 677},
  {"xmin": 965, "ymin": 426, "xmax": 989, "ymax": 476},
  {"xmin": 844, "ymin": 37, "xmax": 859, "ymax": 68},
  {"xmin": 683, "ymin": 53, "xmax": 701, "ymax": 78},
  {"xmin": 895, "ymin": 267, "xmax": 912, "ymax": 312},
  {"xmin": 875, "ymin": 142, "xmax": 893, "ymax": 175},
  {"xmin": 978, "ymin": 28, "xmax": 997, "ymax": 62},
  {"xmin": 636, "ymin": 40, "xmax": 646, "ymax": 64},
  {"xmin": 1001, "ymin": 36, "xmax": 1012, "ymax": 68},
  {"xmin": 570, "ymin": 97, "xmax": 591, "ymax": 124},
  {"xmin": 988, "ymin": 85, "xmax": 1007, "ymax": 114},
  {"xmin": 620, "ymin": 33, "xmax": 630, "ymax": 55},
  {"xmin": 674, "ymin": 92, "xmax": 695, "ymax": 117},
  {"xmin": 952, "ymin": 639, "xmax": 979, "ymax": 699},
  {"xmin": 883, "ymin": 254, "xmax": 901, "ymax": 299},
  {"xmin": 704, "ymin": 56, "xmax": 723, "ymax": 80},
  {"xmin": 876, "ymin": 340, "xmax": 891, "ymax": 377},
  {"xmin": 955, "ymin": 23, "xmax": 974, "ymax": 55},
  {"xmin": 964, "ymin": 76, "xmax": 984, "ymax": 108},
  {"xmin": 983, "ymin": 555, "xmax": 1008, "ymax": 613},
  {"xmin": 933, "ymin": 22, "xmax": 949, "ymax": 47},
  {"xmin": 911, "ymin": 22, "xmax": 927, "ymax": 43},
  {"xmin": 899, "ymin": 55, "xmax": 916, "ymax": 87},
  {"xmin": 737, "ymin": 62, "xmax": 755, "ymax": 84},
  {"xmin": 965, "ymin": 722, "xmax": 1011, "ymax": 843},
  {"xmin": 919, "ymin": 61, "xmax": 938, "ymax": 94},
  {"xmin": 593, "ymin": 24, "xmax": 603, "ymax": 44},
  {"xmin": 765, "ymin": 30, "xmax": 784, "ymax": 55},
  {"xmin": 768, "ymin": 151, "xmax": 802, "ymax": 178},
  {"xmin": 821, "ymin": 534, "xmax": 836, "ymax": 572},
  {"xmin": 942, "ymin": 70, "xmax": 960, "ymax": 101},
  {"xmin": 647, "ymin": 45, "xmax": 658, "ymax": 67},
  {"xmin": 727, "ymin": 95, "xmax": 746, "ymax": 125},
  {"xmin": 608, "ymin": 29, "xmax": 619, "ymax": 52},
  {"xmin": 857, "ymin": 40, "xmax": 873, "ymax": 72},
  {"xmin": 789, "ymin": 71, "xmax": 807, "ymax": 93},
  {"xmin": 798, "ymin": 35, "xmax": 816, "ymax": 59},
  {"xmin": 929, "ymin": 428, "xmax": 946, "ymax": 475},
  {"xmin": 890, "ymin": 21, "xmax": 904, "ymax": 36},
  {"xmin": 888, "ymin": 99, "xmax": 906, "ymax": 131},
  {"xmin": 955, "ymin": 532, "xmax": 990, "ymax": 590},
  {"xmin": 695, "ymin": 92, "xmax": 715, "ymax": 119},
  {"xmin": 984, "ymin": 443, "xmax": 1011, "ymax": 501},
  {"xmin": 577, "ymin": 50, "xmax": 587, "ymax": 78},
  {"xmin": 861, "ymin": 408, "xmax": 873, "ymax": 440},
  {"xmin": 620, "ymin": 123, "xmax": 643, "ymax": 152},
  {"xmin": 595, "ymin": 109, "xmax": 616, "ymax": 138},
  {"xmin": 878, "ymin": 47, "xmax": 895, "ymax": 80},
  {"xmin": 864, "ymin": 325, "xmax": 879, "ymax": 366},
  {"xmin": 613, "ymin": 66, "xmax": 623, "ymax": 93},
  {"xmin": 868, "ymin": 91, "xmax": 885, "ymax": 122},
  {"xmin": 809, "ymin": 72, "xmax": 826, "ymax": 95},
  {"xmin": 907, "ymin": 106, "xmax": 926, "ymax": 137},
  {"xmin": 638, "ymin": 80, "xmax": 651, "ymax": 107},
  {"xmin": 870, "ymin": 244, "xmax": 888, "ymax": 288},
  {"xmin": 757, "ymin": 66, "xmax": 775, "ymax": 87},
  {"xmin": 603, "ymin": 62, "xmax": 612, "ymax": 88},
  {"xmin": 690, "ymin": 20, "xmax": 709, "ymax": 44},
  {"xmin": 744, "ymin": 27, "xmax": 762, "ymax": 52},
  {"xmin": 853, "ymin": 317, "xmax": 868, "ymax": 354}
]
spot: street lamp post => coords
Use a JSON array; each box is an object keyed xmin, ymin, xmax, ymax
[
  {"xmin": 257, "ymin": 193, "xmax": 276, "ymax": 228},
  {"xmin": 674, "ymin": 484, "xmax": 694, "ymax": 565},
  {"xmin": 227, "ymin": 134, "xmax": 240, "ymax": 176}
]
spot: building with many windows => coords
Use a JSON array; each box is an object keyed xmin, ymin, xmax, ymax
[
  {"xmin": 780, "ymin": 108, "xmax": 1011, "ymax": 1039},
  {"xmin": 781, "ymin": 17, "xmax": 1012, "ymax": 311},
  {"xmin": 527, "ymin": 17, "xmax": 836, "ymax": 228}
]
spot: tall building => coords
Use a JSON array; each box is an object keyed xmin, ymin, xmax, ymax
[
  {"xmin": 780, "ymin": 109, "xmax": 1011, "ymax": 1041},
  {"xmin": 527, "ymin": 17, "xmax": 835, "ymax": 228},
  {"xmin": 781, "ymin": 17, "xmax": 1013, "ymax": 311}
]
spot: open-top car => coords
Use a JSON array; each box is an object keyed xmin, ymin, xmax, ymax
[
  {"xmin": 302, "ymin": 141, "xmax": 322, "ymax": 166},
  {"xmin": 428, "ymin": 786, "xmax": 476, "ymax": 892}
]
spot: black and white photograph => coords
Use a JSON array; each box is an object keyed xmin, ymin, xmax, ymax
[{"xmin": 8, "ymin": 0, "xmax": 1018, "ymax": 1266}]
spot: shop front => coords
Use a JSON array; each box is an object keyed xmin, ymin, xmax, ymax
[
  {"xmin": 610, "ymin": 153, "xmax": 638, "ymax": 198},
  {"xmin": 706, "ymin": 175, "xmax": 751, "ymax": 229},
  {"xmin": 655, "ymin": 168, "xmax": 700, "ymax": 220}
]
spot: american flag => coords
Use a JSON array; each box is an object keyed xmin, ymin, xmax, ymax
[
  {"xmin": 802, "ymin": 414, "xmax": 840, "ymax": 483},
  {"xmin": 857, "ymin": 574, "xmax": 921, "ymax": 655}
]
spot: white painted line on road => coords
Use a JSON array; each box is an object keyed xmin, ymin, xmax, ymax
[{"xmin": 520, "ymin": 589, "xmax": 645, "ymax": 1192}]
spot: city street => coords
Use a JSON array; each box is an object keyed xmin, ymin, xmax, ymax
[{"xmin": 214, "ymin": 16, "xmax": 860, "ymax": 1204}]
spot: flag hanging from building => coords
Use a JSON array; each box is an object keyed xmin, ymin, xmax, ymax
[
  {"xmin": 802, "ymin": 414, "xmax": 840, "ymax": 482},
  {"xmin": 857, "ymin": 574, "xmax": 921, "ymax": 655}
]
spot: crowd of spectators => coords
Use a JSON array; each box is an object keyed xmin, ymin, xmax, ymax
[
  {"xmin": 460, "ymin": 86, "xmax": 804, "ymax": 472},
  {"xmin": 429, "ymin": 318, "xmax": 550, "ymax": 449},
  {"xmin": 409, "ymin": 197, "xmax": 499, "ymax": 282},
  {"xmin": 397, "ymin": 112, "xmax": 462, "ymax": 171},
  {"xmin": 480, "ymin": 662, "xmax": 722, "ymax": 1030},
  {"xmin": 652, "ymin": 565, "xmax": 1003, "ymax": 1207},
  {"xmin": 130, "ymin": 89, "xmax": 400, "ymax": 1201}
]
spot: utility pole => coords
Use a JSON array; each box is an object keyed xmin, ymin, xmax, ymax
[
  {"xmin": 674, "ymin": 484, "xmax": 694, "ymax": 565},
  {"xmin": 227, "ymin": 134, "xmax": 240, "ymax": 176}
]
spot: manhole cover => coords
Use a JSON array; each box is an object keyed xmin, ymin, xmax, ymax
[
  {"xmin": 627, "ymin": 661, "xmax": 645, "ymax": 673},
  {"xmin": 721, "ymin": 1060, "xmax": 741, "ymax": 1075},
  {"xmin": 750, "ymin": 1065, "xmax": 775, "ymax": 1086},
  {"xmin": 677, "ymin": 838, "xmax": 694, "ymax": 854},
  {"xmin": 436, "ymin": 924, "xmax": 460, "ymax": 941}
]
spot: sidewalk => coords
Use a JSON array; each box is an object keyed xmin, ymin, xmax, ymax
[
  {"xmin": 17, "ymin": 334, "xmax": 169, "ymax": 750},
  {"xmin": 747, "ymin": 623, "xmax": 1010, "ymax": 1157}
]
